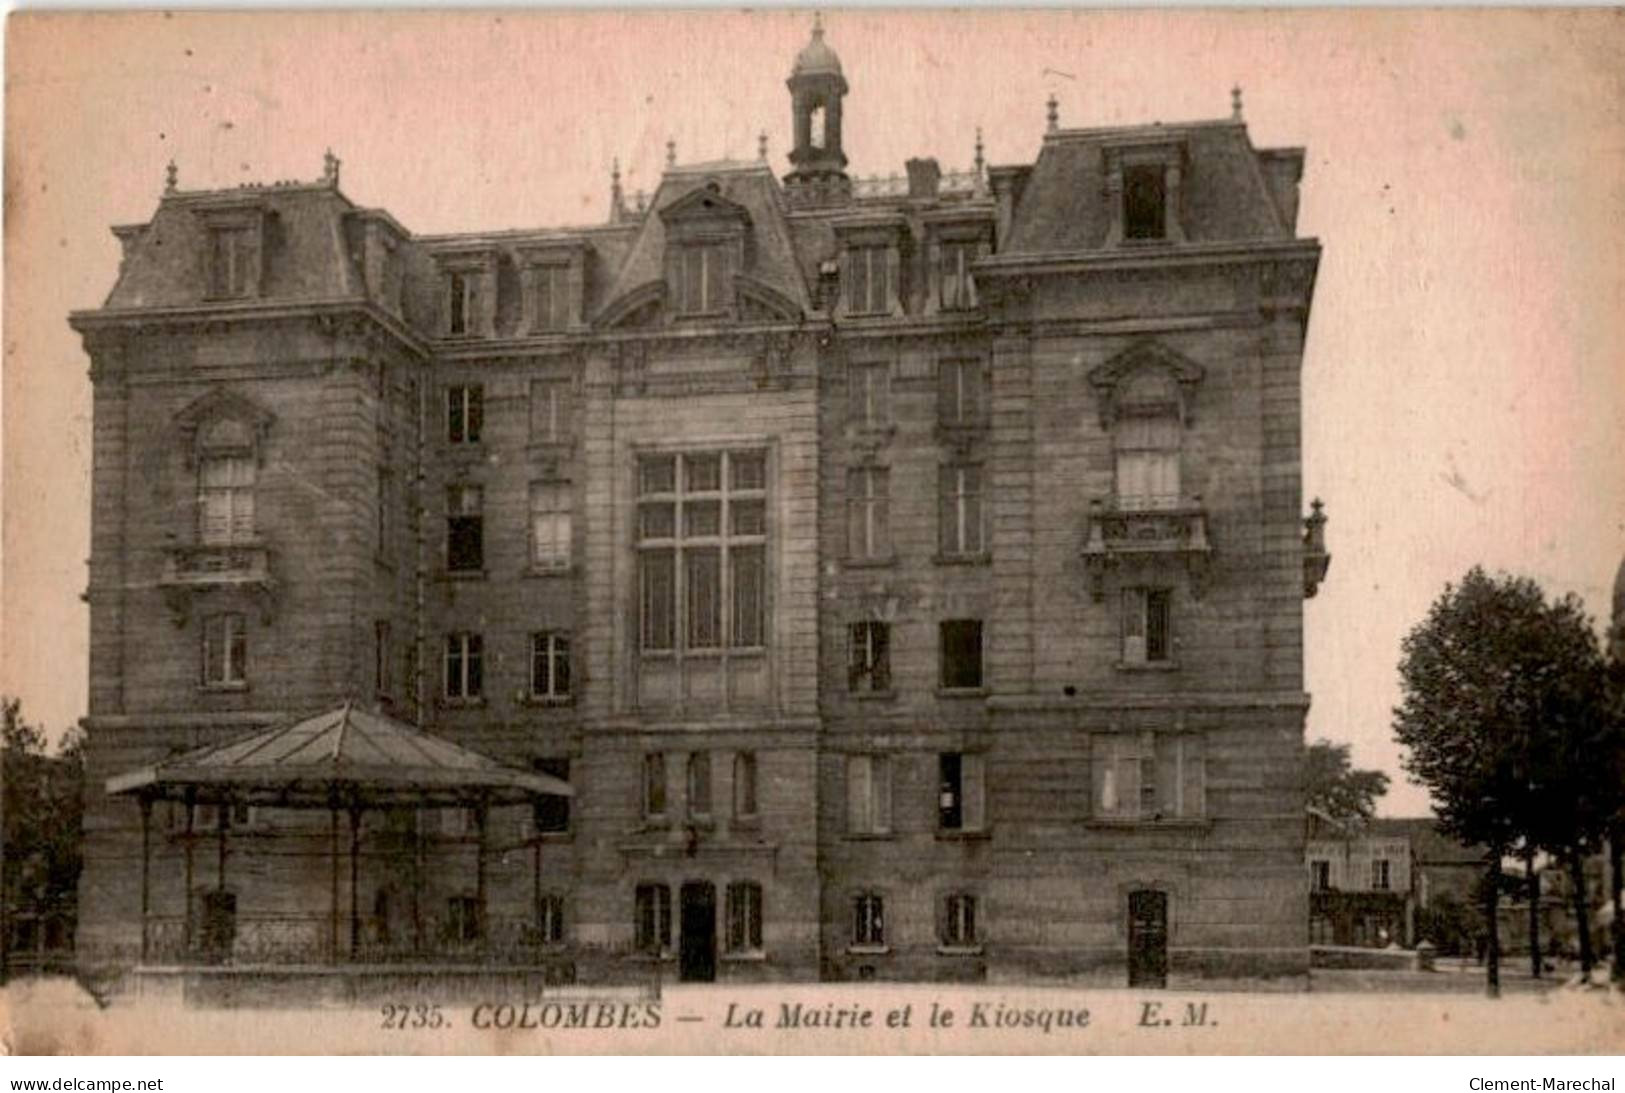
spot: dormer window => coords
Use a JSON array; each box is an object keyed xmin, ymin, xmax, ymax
[
  {"xmin": 676, "ymin": 242, "xmax": 730, "ymax": 316},
  {"xmin": 197, "ymin": 206, "xmax": 266, "ymax": 301},
  {"xmin": 446, "ymin": 271, "xmax": 475, "ymax": 336},
  {"xmin": 1123, "ymin": 165, "xmax": 1167, "ymax": 241},
  {"xmin": 517, "ymin": 241, "xmax": 588, "ymax": 335},
  {"xmin": 846, "ymin": 244, "xmax": 891, "ymax": 315},
  {"xmin": 533, "ymin": 265, "xmax": 569, "ymax": 332},
  {"xmin": 434, "ymin": 249, "xmax": 496, "ymax": 338},
  {"xmin": 1104, "ymin": 143, "xmax": 1186, "ymax": 246},
  {"xmin": 208, "ymin": 226, "xmax": 255, "ymax": 298}
]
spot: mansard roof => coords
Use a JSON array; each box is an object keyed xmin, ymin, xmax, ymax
[
  {"xmin": 1004, "ymin": 120, "xmax": 1304, "ymax": 255},
  {"xmin": 598, "ymin": 162, "xmax": 812, "ymax": 320}
]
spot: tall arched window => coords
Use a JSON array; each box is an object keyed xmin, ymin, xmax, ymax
[
  {"xmin": 197, "ymin": 418, "xmax": 257, "ymax": 544},
  {"xmin": 1113, "ymin": 371, "xmax": 1182, "ymax": 511}
]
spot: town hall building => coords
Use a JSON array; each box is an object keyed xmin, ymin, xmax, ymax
[{"xmin": 71, "ymin": 22, "xmax": 1328, "ymax": 992}]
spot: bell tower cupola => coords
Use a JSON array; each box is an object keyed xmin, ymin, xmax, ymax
[{"xmin": 784, "ymin": 15, "xmax": 851, "ymax": 208}]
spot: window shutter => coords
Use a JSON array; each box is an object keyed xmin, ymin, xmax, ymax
[
  {"xmin": 846, "ymin": 756, "xmax": 870, "ymax": 833},
  {"xmin": 884, "ymin": 246, "xmax": 901, "ymax": 313},
  {"xmin": 965, "ymin": 467, "xmax": 983, "ymax": 553},
  {"xmin": 1181, "ymin": 734, "xmax": 1206, "ymax": 818},
  {"xmin": 230, "ymin": 476, "xmax": 255, "ymax": 542},
  {"xmin": 929, "ymin": 239, "xmax": 943, "ymax": 310},
  {"xmin": 846, "ymin": 470, "xmax": 865, "ymax": 558},
  {"xmin": 871, "ymin": 469, "xmax": 890, "ymax": 556},
  {"xmin": 874, "ymin": 755, "xmax": 893, "ymax": 834},
  {"xmin": 938, "ymin": 467, "xmax": 956, "ymax": 553},
  {"xmin": 963, "ymin": 754, "xmax": 986, "ymax": 831},
  {"xmin": 1121, "ymin": 589, "xmax": 1146, "ymax": 663},
  {"xmin": 1092, "ymin": 735, "xmax": 1115, "ymax": 815},
  {"xmin": 963, "ymin": 363, "xmax": 982, "ymax": 423}
]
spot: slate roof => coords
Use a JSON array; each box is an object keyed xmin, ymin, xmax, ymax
[
  {"xmin": 106, "ymin": 701, "xmax": 571, "ymax": 808},
  {"xmin": 1004, "ymin": 122, "xmax": 1294, "ymax": 254}
]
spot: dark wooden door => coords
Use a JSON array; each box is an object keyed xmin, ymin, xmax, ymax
[
  {"xmin": 1127, "ymin": 889, "xmax": 1168, "ymax": 988},
  {"xmin": 679, "ymin": 881, "xmax": 717, "ymax": 982}
]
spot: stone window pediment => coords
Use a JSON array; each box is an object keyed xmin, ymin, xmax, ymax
[
  {"xmin": 174, "ymin": 388, "xmax": 276, "ymax": 468},
  {"xmin": 1086, "ymin": 341, "xmax": 1204, "ymax": 430}
]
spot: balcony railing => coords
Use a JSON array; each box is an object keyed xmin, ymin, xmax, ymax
[
  {"xmin": 1081, "ymin": 496, "xmax": 1212, "ymax": 601},
  {"xmin": 158, "ymin": 542, "xmax": 276, "ymax": 624},
  {"xmin": 141, "ymin": 913, "xmax": 573, "ymax": 969}
]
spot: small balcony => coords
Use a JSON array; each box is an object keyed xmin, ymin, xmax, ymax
[
  {"xmin": 158, "ymin": 541, "xmax": 276, "ymax": 624},
  {"xmin": 1081, "ymin": 496, "xmax": 1212, "ymax": 601}
]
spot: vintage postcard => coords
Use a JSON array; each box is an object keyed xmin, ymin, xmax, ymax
[{"xmin": 2, "ymin": 8, "xmax": 1623, "ymax": 1058}]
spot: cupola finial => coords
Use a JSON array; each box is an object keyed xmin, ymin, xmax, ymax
[{"xmin": 164, "ymin": 159, "xmax": 178, "ymax": 194}]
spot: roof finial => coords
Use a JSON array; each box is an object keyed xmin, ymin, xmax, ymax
[
  {"xmin": 610, "ymin": 157, "xmax": 627, "ymax": 223},
  {"xmin": 758, "ymin": 130, "xmax": 768, "ymax": 163},
  {"xmin": 974, "ymin": 127, "xmax": 985, "ymax": 177},
  {"xmin": 666, "ymin": 138, "xmax": 676, "ymax": 169},
  {"xmin": 812, "ymin": 11, "xmax": 824, "ymax": 39},
  {"xmin": 164, "ymin": 159, "xmax": 178, "ymax": 194},
  {"xmin": 1046, "ymin": 94, "xmax": 1059, "ymax": 134},
  {"xmin": 323, "ymin": 147, "xmax": 341, "ymax": 187},
  {"xmin": 1231, "ymin": 84, "xmax": 1244, "ymax": 121}
]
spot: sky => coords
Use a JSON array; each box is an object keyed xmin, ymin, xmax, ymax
[{"xmin": 4, "ymin": 10, "xmax": 1623, "ymax": 816}]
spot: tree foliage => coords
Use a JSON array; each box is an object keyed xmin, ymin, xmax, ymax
[
  {"xmin": 1394, "ymin": 567, "xmax": 1620, "ymax": 984},
  {"xmin": 2, "ymin": 696, "xmax": 84, "ymax": 956},
  {"xmin": 1304, "ymin": 739, "xmax": 1390, "ymax": 822}
]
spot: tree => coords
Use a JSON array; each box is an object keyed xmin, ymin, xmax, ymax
[
  {"xmin": 1, "ymin": 697, "xmax": 84, "ymax": 979},
  {"xmin": 1304, "ymin": 739, "xmax": 1390, "ymax": 823},
  {"xmin": 1392, "ymin": 567, "xmax": 1616, "ymax": 995}
]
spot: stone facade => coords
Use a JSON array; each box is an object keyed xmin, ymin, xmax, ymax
[{"xmin": 71, "ymin": 25, "xmax": 1325, "ymax": 988}]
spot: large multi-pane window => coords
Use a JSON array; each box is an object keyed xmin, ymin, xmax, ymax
[
  {"xmin": 847, "ymin": 467, "xmax": 891, "ymax": 560},
  {"xmin": 846, "ymin": 245, "xmax": 891, "ymax": 315},
  {"xmin": 446, "ymin": 485, "xmax": 484, "ymax": 573},
  {"xmin": 207, "ymin": 226, "xmax": 254, "ymax": 299},
  {"xmin": 529, "ymin": 481, "xmax": 572, "ymax": 570},
  {"xmin": 852, "ymin": 893, "xmax": 885, "ymax": 948},
  {"xmin": 529, "ymin": 380, "xmax": 572, "ymax": 444},
  {"xmin": 937, "ymin": 752, "xmax": 986, "ymax": 833},
  {"xmin": 198, "ymin": 453, "xmax": 256, "ymax": 545},
  {"xmin": 533, "ymin": 266, "xmax": 571, "ymax": 332},
  {"xmin": 446, "ymin": 385, "xmax": 483, "ymax": 444},
  {"xmin": 1092, "ymin": 732, "xmax": 1205, "ymax": 820},
  {"xmin": 530, "ymin": 632, "xmax": 571, "ymax": 699},
  {"xmin": 635, "ymin": 883, "xmax": 672, "ymax": 955},
  {"xmin": 637, "ymin": 450, "xmax": 767, "ymax": 654},
  {"xmin": 733, "ymin": 752, "xmax": 759, "ymax": 821},
  {"xmin": 1121, "ymin": 588, "xmax": 1173, "ymax": 665},
  {"xmin": 937, "ymin": 358, "xmax": 988, "ymax": 426},
  {"xmin": 444, "ymin": 632, "xmax": 483, "ymax": 700},
  {"xmin": 848, "ymin": 621, "xmax": 891, "ymax": 694},
  {"xmin": 202, "ymin": 613, "xmax": 248, "ymax": 687},
  {"xmin": 676, "ymin": 243, "xmax": 730, "ymax": 315},
  {"xmin": 941, "ymin": 893, "xmax": 978, "ymax": 947},
  {"xmin": 938, "ymin": 240, "xmax": 979, "ymax": 311},
  {"xmin": 845, "ymin": 755, "xmax": 892, "ymax": 835},
  {"xmin": 939, "ymin": 619, "xmax": 984, "ymax": 690},
  {"xmin": 687, "ymin": 752, "xmax": 713, "ymax": 819},
  {"xmin": 726, "ymin": 882, "xmax": 764, "ymax": 953},
  {"xmin": 848, "ymin": 362, "xmax": 891, "ymax": 429},
  {"xmin": 1113, "ymin": 371, "xmax": 1182, "ymax": 510},
  {"xmin": 938, "ymin": 464, "xmax": 985, "ymax": 557}
]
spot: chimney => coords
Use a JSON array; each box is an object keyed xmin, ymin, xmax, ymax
[{"xmin": 905, "ymin": 157, "xmax": 941, "ymax": 199}]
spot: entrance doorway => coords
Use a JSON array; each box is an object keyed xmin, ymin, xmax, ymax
[
  {"xmin": 679, "ymin": 881, "xmax": 717, "ymax": 982},
  {"xmin": 1127, "ymin": 889, "xmax": 1168, "ymax": 988}
]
